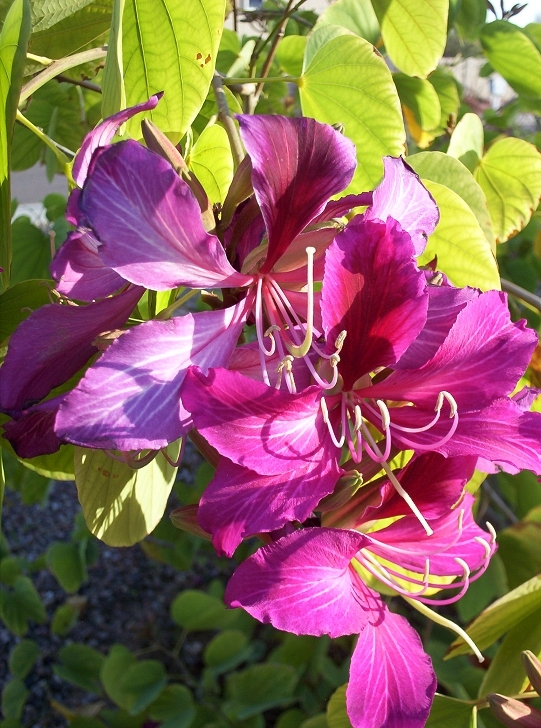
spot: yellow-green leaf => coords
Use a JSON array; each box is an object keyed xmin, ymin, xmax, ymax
[
  {"xmin": 394, "ymin": 73, "xmax": 441, "ymax": 133},
  {"xmin": 475, "ymin": 137, "xmax": 541, "ymax": 244},
  {"xmin": 29, "ymin": 0, "xmax": 112, "ymax": 58},
  {"xmin": 371, "ymin": 0, "xmax": 449, "ymax": 78},
  {"xmin": 74, "ymin": 442, "xmax": 181, "ymax": 546},
  {"xmin": 300, "ymin": 26, "xmax": 405, "ymax": 193},
  {"xmin": 480, "ymin": 21, "xmax": 541, "ymax": 99},
  {"xmin": 276, "ymin": 35, "xmax": 306, "ymax": 78},
  {"xmin": 314, "ymin": 0, "xmax": 380, "ymax": 45},
  {"xmin": 418, "ymin": 180, "xmax": 500, "ymax": 290},
  {"xmin": 187, "ymin": 124, "xmax": 233, "ymax": 204},
  {"xmin": 326, "ymin": 684, "xmax": 351, "ymax": 728},
  {"xmin": 120, "ymin": 0, "xmax": 226, "ymax": 138},
  {"xmin": 0, "ymin": 0, "xmax": 31, "ymax": 293},
  {"xmin": 447, "ymin": 112, "xmax": 484, "ymax": 174}
]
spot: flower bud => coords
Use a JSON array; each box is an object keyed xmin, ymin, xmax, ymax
[
  {"xmin": 522, "ymin": 651, "xmax": 541, "ymax": 696},
  {"xmin": 318, "ymin": 472, "xmax": 363, "ymax": 513},
  {"xmin": 488, "ymin": 693, "xmax": 541, "ymax": 727},
  {"xmin": 170, "ymin": 504, "xmax": 212, "ymax": 541}
]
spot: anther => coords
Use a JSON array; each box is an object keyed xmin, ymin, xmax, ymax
[
  {"xmin": 486, "ymin": 521, "xmax": 497, "ymax": 542},
  {"xmin": 435, "ymin": 390, "xmax": 458, "ymax": 418},
  {"xmin": 264, "ymin": 324, "xmax": 280, "ymax": 356},
  {"xmin": 354, "ymin": 404, "xmax": 363, "ymax": 432},
  {"xmin": 474, "ymin": 536, "xmax": 492, "ymax": 560},
  {"xmin": 376, "ymin": 399, "xmax": 391, "ymax": 431},
  {"xmin": 276, "ymin": 355, "xmax": 296, "ymax": 393},
  {"xmin": 335, "ymin": 330, "xmax": 347, "ymax": 352}
]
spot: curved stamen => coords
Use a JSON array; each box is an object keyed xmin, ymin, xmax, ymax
[
  {"xmin": 284, "ymin": 247, "xmax": 316, "ymax": 358},
  {"xmin": 263, "ymin": 325, "xmax": 280, "ymax": 356},
  {"xmin": 161, "ymin": 439, "xmax": 185, "ymax": 468},
  {"xmin": 393, "ymin": 408, "xmax": 459, "ymax": 451},
  {"xmin": 255, "ymin": 278, "xmax": 275, "ymax": 357},
  {"xmin": 414, "ymin": 558, "xmax": 471, "ymax": 606},
  {"xmin": 356, "ymin": 552, "xmax": 430, "ymax": 598},
  {"xmin": 276, "ymin": 355, "xmax": 297, "ymax": 393},
  {"xmin": 123, "ymin": 450, "xmax": 160, "ymax": 469},
  {"xmin": 321, "ymin": 396, "xmax": 345, "ymax": 448}
]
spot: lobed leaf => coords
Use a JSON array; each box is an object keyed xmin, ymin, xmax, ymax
[{"xmin": 314, "ymin": 0, "xmax": 379, "ymax": 45}]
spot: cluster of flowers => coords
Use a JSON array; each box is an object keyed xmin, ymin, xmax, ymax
[{"xmin": 2, "ymin": 96, "xmax": 541, "ymax": 728}]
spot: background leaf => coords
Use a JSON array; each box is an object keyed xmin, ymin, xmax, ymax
[
  {"xmin": 314, "ymin": 0, "xmax": 379, "ymax": 45},
  {"xmin": 480, "ymin": 21, "xmax": 541, "ymax": 100},
  {"xmin": 447, "ymin": 112, "xmax": 484, "ymax": 174},
  {"xmin": 170, "ymin": 589, "xmax": 242, "ymax": 631},
  {"xmin": 187, "ymin": 124, "xmax": 233, "ymax": 204},
  {"xmin": 8, "ymin": 639, "xmax": 40, "ymax": 679}
]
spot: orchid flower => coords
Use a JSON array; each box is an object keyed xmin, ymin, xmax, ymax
[{"xmin": 224, "ymin": 456, "xmax": 495, "ymax": 728}]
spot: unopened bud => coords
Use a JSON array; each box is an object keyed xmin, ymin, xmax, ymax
[
  {"xmin": 332, "ymin": 122, "xmax": 345, "ymax": 134},
  {"xmin": 488, "ymin": 694, "xmax": 541, "ymax": 727},
  {"xmin": 220, "ymin": 155, "xmax": 254, "ymax": 230},
  {"xmin": 170, "ymin": 504, "xmax": 212, "ymax": 541},
  {"xmin": 92, "ymin": 329, "xmax": 125, "ymax": 351},
  {"xmin": 318, "ymin": 472, "xmax": 363, "ymax": 513},
  {"xmin": 522, "ymin": 651, "xmax": 541, "ymax": 696}
]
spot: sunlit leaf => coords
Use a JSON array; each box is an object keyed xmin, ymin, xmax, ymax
[
  {"xmin": 300, "ymin": 26, "xmax": 405, "ymax": 193},
  {"xmin": 187, "ymin": 124, "xmax": 233, "ymax": 204},
  {"xmin": 407, "ymin": 151, "xmax": 494, "ymax": 249},
  {"xmin": 29, "ymin": 0, "xmax": 112, "ymax": 58},
  {"xmin": 120, "ymin": 0, "xmax": 226, "ymax": 138},
  {"xmin": 448, "ymin": 575, "xmax": 541, "ymax": 657},
  {"xmin": 455, "ymin": 0, "xmax": 486, "ymax": 41},
  {"xmin": 314, "ymin": 0, "xmax": 379, "ymax": 45},
  {"xmin": 523, "ymin": 22, "xmax": 541, "ymax": 53},
  {"xmin": 429, "ymin": 67, "xmax": 459, "ymax": 134},
  {"xmin": 476, "ymin": 136, "xmax": 541, "ymax": 244},
  {"xmin": 0, "ymin": 0, "xmax": 31, "ymax": 292},
  {"xmin": 10, "ymin": 216, "xmax": 50, "ymax": 286},
  {"xmin": 371, "ymin": 0, "xmax": 449, "ymax": 78},
  {"xmin": 73, "ymin": 442, "xmax": 180, "ymax": 546},
  {"xmin": 14, "ymin": 445, "xmax": 76, "ymax": 481},
  {"xmin": 447, "ymin": 112, "xmax": 484, "ymax": 174},
  {"xmin": 480, "ymin": 21, "xmax": 541, "ymax": 99},
  {"xmin": 276, "ymin": 35, "xmax": 306, "ymax": 77},
  {"xmin": 418, "ymin": 179, "xmax": 500, "ymax": 290},
  {"xmin": 394, "ymin": 73, "xmax": 440, "ymax": 148}
]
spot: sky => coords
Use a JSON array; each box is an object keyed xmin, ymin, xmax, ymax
[{"xmin": 508, "ymin": 2, "xmax": 541, "ymax": 25}]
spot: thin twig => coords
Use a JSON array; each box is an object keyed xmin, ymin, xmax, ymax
[
  {"xmin": 211, "ymin": 72, "xmax": 245, "ymax": 169},
  {"xmin": 482, "ymin": 480, "xmax": 519, "ymax": 525},
  {"xmin": 20, "ymin": 46, "xmax": 107, "ymax": 105},
  {"xmin": 501, "ymin": 278, "xmax": 541, "ymax": 314},
  {"xmin": 56, "ymin": 74, "xmax": 102, "ymax": 93},
  {"xmin": 252, "ymin": 0, "xmax": 296, "ymax": 105}
]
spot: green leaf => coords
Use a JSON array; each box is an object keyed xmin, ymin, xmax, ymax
[
  {"xmin": 428, "ymin": 68, "xmax": 460, "ymax": 134},
  {"xmin": 1, "ymin": 679, "xmax": 28, "ymax": 720},
  {"xmin": 300, "ymin": 27, "xmax": 405, "ymax": 194},
  {"xmin": 10, "ymin": 217, "xmax": 51, "ymax": 286},
  {"xmin": 299, "ymin": 716, "xmax": 327, "ymax": 728},
  {"xmin": 29, "ymin": 0, "xmax": 112, "ymax": 59},
  {"xmin": 14, "ymin": 445, "xmax": 75, "ymax": 481},
  {"xmin": 31, "ymin": 0, "xmax": 96, "ymax": 30},
  {"xmin": 393, "ymin": 73, "xmax": 441, "ymax": 145},
  {"xmin": 418, "ymin": 180, "xmax": 500, "ymax": 290},
  {"xmin": 101, "ymin": 0, "xmax": 125, "ymax": 119},
  {"xmin": 100, "ymin": 645, "xmax": 136, "ymax": 710},
  {"xmin": 407, "ymin": 151, "xmax": 494, "ymax": 249},
  {"xmin": 204, "ymin": 629, "xmax": 250, "ymax": 672},
  {"xmin": 455, "ymin": 0, "xmax": 486, "ymax": 41},
  {"xmin": 524, "ymin": 23, "xmax": 541, "ymax": 53},
  {"xmin": 9, "ymin": 639, "xmax": 40, "ymax": 679},
  {"xmin": 425, "ymin": 695, "xmax": 475, "ymax": 727},
  {"xmin": 148, "ymin": 684, "xmax": 195, "ymax": 728},
  {"xmin": 276, "ymin": 35, "xmax": 306, "ymax": 78},
  {"xmin": 0, "ymin": 279, "xmax": 52, "ymax": 343},
  {"xmin": 314, "ymin": 0, "xmax": 379, "ymax": 45},
  {"xmin": 46, "ymin": 542, "xmax": 86, "ymax": 593},
  {"xmin": 478, "ymin": 609, "xmax": 541, "ymax": 698},
  {"xmin": 0, "ymin": 588, "xmax": 28, "ymax": 635},
  {"xmin": 327, "ymin": 684, "xmax": 351, "ymax": 728},
  {"xmin": 480, "ymin": 21, "xmax": 541, "ymax": 99},
  {"xmin": 225, "ymin": 663, "xmax": 298, "ymax": 720},
  {"xmin": 474, "ymin": 137, "xmax": 541, "ymax": 244},
  {"xmin": 170, "ymin": 589, "xmax": 241, "ymax": 631},
  {"xmin": 54, "ymin": 643, "xmax": 105, "ymax": 694},
  {"xmin": 0, "ymin": 0, "xmax": 31, "ymax": 292},
  {"xmin": 187, "ymin": 124, "xmax": 233, "ymax": 204},
  {"xmin": 448, "ymin": 575, "xmax": 541, "ymax": 657},
  {"xmin": 447, "ymin": 112, "xmax": 484, "ymax": 174},
  {"xmin": 74, "ymin": 442, "xmax": 180, "ymax": 546},
  {"xmin": 456, "ymin": 554, "xmax": 508, "ymax": 623},
  {"xmin": 497, "ymin": 470, "xmax": 541, "ymax": 520},
  {"xmin": 51, "ymin": 602, "xmax": 80, "ymax": 635},
  {"xmin": 13, "ymin": 576, "xmax": 46, "ymax": 623},
  {"xmin": 119, "ymin": 0, "xmax": 226, "ymax": 138},
  {"xmin": 269, "ymin": 634, "xmax": 318, "ymax": 669},
  {"xmin": 498, "ymin": 522, "xmax": 541, "ymax": 590},
  {"xmin": 371, "ymin": 0, "xmax": 449, "ymax": 78},
  {"xmin": 119, "ymin": 660, "xmax": 167, "ymax": 715}
]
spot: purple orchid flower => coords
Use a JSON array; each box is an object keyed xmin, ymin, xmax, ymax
[
  {"xmin": 224, "ymin": 456, "xmax": 495, "ymax": 728},
  {"xmin": 52, "ymin": 121, "xmax": 434, "ymax": 452}
]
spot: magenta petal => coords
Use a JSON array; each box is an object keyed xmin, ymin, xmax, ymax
[
  {"xmin": 55, "ymin": 303, "xmax": 248, "ymax": 450},
  {"xmin": 225, "ymin": 528, "xmax": 372, "ymax": 637},
  {"xmin": 72, "ymin": 94, "xmax": 162, "ymax": 186},
  {"xmin": 238, "ymin": 115, "xmax": 357, "ymax": 272},
  {"xmin": 367, "ymin": 291, "xmax": 538, "ymax": 410},
  {"xmin": 51, "ymin": 231, "xmax": 126, "ymax": 301},
  {"xmin": 313, "ymin": 192, "xmax": 372, "ymax": 223},
  {"xmin": 183, "ymin": 368, "xmax": 330, "ymax": 475},
  {"xmin": 0, "ymin": 285, "xmax": 143, "ymax": 415},
  {"xmin": 322, "ymin": 217, "xmax": 428, "ymax": 389},
  {"xmin": 3, "ymin": 395, "xmax": 64, "ymax": 458},
  {"xmin": 80, "ymin": 140, "xmax": 248, "ymax": 290},
  {"xmin": 366, "ymin": 157, "xmax": 439, "ymax": 256},
  {"xmin": 347, "ymin": 611, "xmax": 436, "ymax": 728},
  {"xmin": 198, "ymin": 457, "xmax": 341, "ymax": 556}
]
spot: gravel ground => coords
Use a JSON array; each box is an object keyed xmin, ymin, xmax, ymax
[{"xmin": 1, "ymin": 444, "xmax": 208, "ymax": 727}]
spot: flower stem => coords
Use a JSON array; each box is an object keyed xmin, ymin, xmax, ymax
[
  {"xmin": 211, "ymin": 72, "xmax": 245, "ymax": 170},
  {"xmin": 15, "ymin": 110, "xmax": 73, "ymax": 179},
  {"xmin": 223, "ymin": 75, "xmax": 299, "ymax": 85},
  {"xmin": 501, "ymin": 278, "xmax": 541, "ymax": 314},
  {"xmin": 19, "ymin": 46, "xmax": 108, "ymax": 105}
]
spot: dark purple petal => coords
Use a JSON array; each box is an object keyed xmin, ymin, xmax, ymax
[
  {"xmin": 366, "ymin": 157, "xmax": 439, "ymax": 256},
  {"xmin": 198, "ymin": 457, "xmax": 341, "ymax": 556},
  {"xmin": 3, "ymin": 395, "xmax": 65, "ymax": 458},
  {"xmin": 183, "ymin": 368, "xmax": 333, "ymax": 476},
  {"xmin": 225, "ymin": 528, "xmax": 373, "ymax": 637},
  {"xmin": 347, "ymin": 611, "xmax": 436, "ymax": 728},
  {"xmin": 80, "ymin": 140, "xmax": 248, "ymax": 290},
  {"xmin": 322, "ymin": 217, "xmax": 428, "ymax": 390},
  {"xmin": 313, "ymin": 192, "xmax": 372, "ymax": 223},
  {"xmin": 0, "ymin": 285, "xmax": 143, "ymax": 415},
  {"xmin": 238, "ymin": 115, "xmax": 357, "ymax": 272},
  {"xmin": 367, "ymin": 291, "xmax": 537, "ymax": 411},
  {"xmin": 51, "ymin": 230, "xmax": 126, "ymax": 301},
  {"xmin": 72, "ymin": 94, "xmax": 163, "ymax": 186},
  {"xmin": 55, "ymin": 303, "xmax": 248, "ymax": 451}
]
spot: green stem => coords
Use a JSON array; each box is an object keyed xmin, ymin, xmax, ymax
[
  {"xmin": 501, "ymin": 277, "xmax": 541, "ymax": 314},
  {"xmin": 16, "ymin": 110, "xmax": 73, "ymax": 180},
  {"xmin": 26, "ymin": 52, "xmax": 53, "ymax": 66},
  {"xmin": 252, "ymin": 0, "xmax": 297, "ymax": 106},
  {"xmin": 19, "ymin": 46, "xmax": 107, "ymax": 104},
  {"xmin": 211, "ymin": 72, "xmax": 245, "ymax": 169},
  {"xmin": 223, "ymin": 75, "xmax": 298, "ymax": 85}
]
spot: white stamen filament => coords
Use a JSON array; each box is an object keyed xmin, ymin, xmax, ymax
[
  {"xmin": 356, "ymin": 552, "xmax": 430, "ymax": 598},
  {"xmin": 320, "ymin": 397, "xmax": 345, "ymax": 448},
  {"xmin": 404, "ymin": 596, "xmax": 485, "ymax": 663},
  {"xmin": 276, "ymin": 355, "xmax": 297, "ymax": 393},
  {"xmin": 263, "ymin": 325, "xmax": 280, "ymax": 356},
  {"xmin": 255, "ymin": 278, "xmax": 275, "ymax": 357},
  {"xmin": 285, "ymin": 246, "xmax": 316, "ymax": 358}
]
